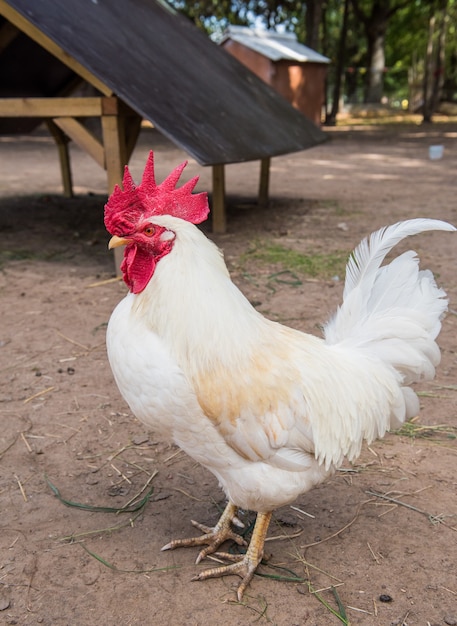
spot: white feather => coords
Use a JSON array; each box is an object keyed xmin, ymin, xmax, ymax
[
  {"xmin": 315, "ymin": 218, "xmax": 455, "ymax": 467},
  {"xmin": 343, "ymin": 219, "xmax": 455, "ymax": 299},
  {"xmin": 325, "ymin": 219, "xmax": 455, "ymax": 347}
]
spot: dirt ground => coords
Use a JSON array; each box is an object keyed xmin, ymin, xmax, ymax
[{"xmin": 1, "ymin": 122, "xmax": 456, "ymax": 626}]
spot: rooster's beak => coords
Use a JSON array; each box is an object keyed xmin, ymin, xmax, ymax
[{"xmin": 108, "ymin": 235, "xmax": 131, "ymax": 249}]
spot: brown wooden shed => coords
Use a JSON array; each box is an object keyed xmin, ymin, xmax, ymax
[{"xmin": 220, "ymin": 27, "xmax": 330, "ymax": 126}]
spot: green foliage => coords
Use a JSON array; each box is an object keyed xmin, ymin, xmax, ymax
[
  {"xmin": 166, "ymin": 0, "xmax": 457, "ymax": 104},
  {"xmin": 168, "ymin": 0, "xmax": 306, "ymax": 35}
]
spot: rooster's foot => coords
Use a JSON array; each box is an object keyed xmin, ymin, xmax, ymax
[
  {"xmin": 192, "ymin": 552, "xmax": 259, "ymax": 601},
  {"xmin": 161, "ymin": 501, "xmax": 247, "ymax": 563},
  {"xmin": 192, "ymin": 511, "xmax": 272, "ymax": 601}
]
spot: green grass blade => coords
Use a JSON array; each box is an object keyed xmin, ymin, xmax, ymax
[
  {"xmin": 45, "ymin": 475, "xmax": 154, "ymax": 514},
  {"xmin": 80, "ymin": 543, "xmax": 178, "ymax": 574}
]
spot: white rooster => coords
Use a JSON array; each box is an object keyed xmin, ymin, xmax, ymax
[{"xmin": 105, "ymin": 152, "xmax": 455, "ymax": 600}]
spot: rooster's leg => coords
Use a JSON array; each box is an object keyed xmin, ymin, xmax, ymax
[
  {"xmin": 161, "ymin": 501, "xmax": 247, "ymax": 563},
  {"xmin": 192, "ymin": 511, "xmax": 272, "ymax": 601}
]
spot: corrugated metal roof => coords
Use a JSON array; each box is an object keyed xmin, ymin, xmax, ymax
[
  {"xmin": 220, "ymin": 26, "xmax": 330, "ymax": 64},
  {"xmin": 1, "ymin": 0, "xmax": 327, "ymax": 166}
]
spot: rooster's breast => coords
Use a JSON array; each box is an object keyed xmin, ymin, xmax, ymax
[{"xmin": 106, "ymin": 294, "xmax": 201, "ymax": 439}]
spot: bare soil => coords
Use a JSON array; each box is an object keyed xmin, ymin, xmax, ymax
[{"xmin": 1, "ymin": 123, "xmax": 456, "ymax": 626}]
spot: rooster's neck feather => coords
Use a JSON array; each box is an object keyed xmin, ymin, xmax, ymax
[{"xmin": 132, "ymin": 216, "xmax": 264, "ymax": 370}]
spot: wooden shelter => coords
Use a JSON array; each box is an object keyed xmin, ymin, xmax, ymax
[
  {"xmin": 220, "ymin": 27, "xmax": 330, "ymax": 126},
  {"xmin": 0, "ymin": 0, "xmax": 326, "ymax": 235}
]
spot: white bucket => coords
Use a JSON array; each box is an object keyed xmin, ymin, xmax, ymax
[{"xmin": 429, "ymin": 145, "xmax": 444, "ymax": 160}]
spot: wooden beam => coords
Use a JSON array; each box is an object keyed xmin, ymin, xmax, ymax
[
  {"xmin": 258, "ymin": 157, "xmax": 271, "ymax": 207},
  {"xmin": 125, "ymin": 114, "xmax": 143, "ymax": 161},
  {"xmin": 101, "ymin": 111, "xmax": 127, "ymax": 272},
  {"xmin": 46, "ymin": 120, "xmax": 73, "ymax": 198},
  {"xmin": 212, "ymin": 164, "xmax": 226, "ymax": 233},
  {"xmin": 0, "ymin": 97, "xmax": 105, "ymax": 117},
  {"xmin": 102, "ymin": 113, "xmax": 127, "ymax": 181},
  {"xmin": 0, "ymin": 0, "xmax": 113, "ymax": 96},
  {"xmin": 0, "ymin": 17, "xmax": 19, "ymax": 53},
  {"xmin": 101, "ymin": 97, "xmax": 120, "ymax": 115},
  {"xmin": 53, "ymin": 117, "xmax": 104, "ymax": 168}
]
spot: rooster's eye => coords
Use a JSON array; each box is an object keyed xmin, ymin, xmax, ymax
[{"xmin": 143, "ymin": 226, "xmax": 155, "ymax": 237}]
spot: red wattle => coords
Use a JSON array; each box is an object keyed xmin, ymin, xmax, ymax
[{"xmin": 121, "ymin": 245, "xmax": 155, "ymax": 294}]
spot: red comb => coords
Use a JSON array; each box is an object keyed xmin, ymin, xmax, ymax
[{"xmin": 104, "ymin": 151, "xmax": 209, "ymax": 235}]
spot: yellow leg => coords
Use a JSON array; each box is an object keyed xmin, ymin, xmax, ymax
[
  {"xmin": 161, "ymin": 501, "xmax": 247, "ymax": 563},
  {"xmin": 192, "ymin": 511, "xmax": 272, "ymax": 601}
]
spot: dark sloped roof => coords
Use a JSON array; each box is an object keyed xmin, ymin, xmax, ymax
[{"xmin": 3, "ymin": 0, "xmax": 326, "ymax": 165}]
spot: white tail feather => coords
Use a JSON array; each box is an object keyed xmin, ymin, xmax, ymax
[
  {"xmin": 342, "ymin": 219, "xmax": 455, "ymax": 300},
  {"xmin": 315, "ymin": 218, "xmax": 455, "ymax": 467},
  {"xmin": 325, "ymin": 218, "xmax": 455, "ymax": 349}
]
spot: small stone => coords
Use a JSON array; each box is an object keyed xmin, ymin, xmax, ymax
[
  {"xmin": 132, "ymin": 434, "xmax": 149, "ymax": 445},
  {"xmin": 379, "ymin": 594, "xmax": 393, "ymax": 603},
  {"xmin": 444, "ymin": 616, "xmax": 457, "ymax": 626}
]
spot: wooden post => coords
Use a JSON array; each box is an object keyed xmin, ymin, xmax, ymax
[
  {"xmin": 101, "ymin": 98, "xmax": 127, "ymax": 273},
  {"xmin": 101, "ymin": 97, "xmax": 126, "ymax": 189},
  {"xmin": 46, "ymin": 120, "xmax": 73, "ymax": 198},
  {"xmin": 258, "ymin": 157, "xmax": 270, "ymax": 207},
  {"xmin": 211, "ymin": 164, "xmax": 226, "ymax": 234}
]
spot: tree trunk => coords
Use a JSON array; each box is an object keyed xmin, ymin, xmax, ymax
[
  {"xmin": 326, "ymin": 0, "xmax": 350, "ymax": 124},
  {"xmin": 351, "ymin": 0, "xmax": 407, "ymax": 105},
  {"xmin": 305, "ymin": 0, "xmax": 324, "ymax": 51},
  {"xmin": 364, "ymin": 27, "xmax": 386, "ymax": 103},
  {"xmin": 423, "ymin": 0, "xmax": 448, "ymax": 122},
  {"xmin": 430, "ymin": 10, "xmax": 446, "ymax": 114},
  {"xmin": 423, "ymin": 8, "xmax": 436, "ymax": 122}
]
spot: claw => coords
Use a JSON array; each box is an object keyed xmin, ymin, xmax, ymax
[
  {"xmin": 192, "ymin": 553, "xmax": 260, "ymax": 601},
  {"xmin": 232, "ymin": 515, "xmax": 245, "ymax": 529},
  {"xmin": 190, "ymin": 519, "xmax": 213, "ymax": 534},
  {"xmin": 161, "ymin": 502, "xmax": 247, "ymax": 559},
  {"xmin": 193, "ymin": 511, "xmax": 272, "ymax": 601},
  {"xmin": 161, "ymin": 504, "xmax": 273, "ymax": 600}
]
